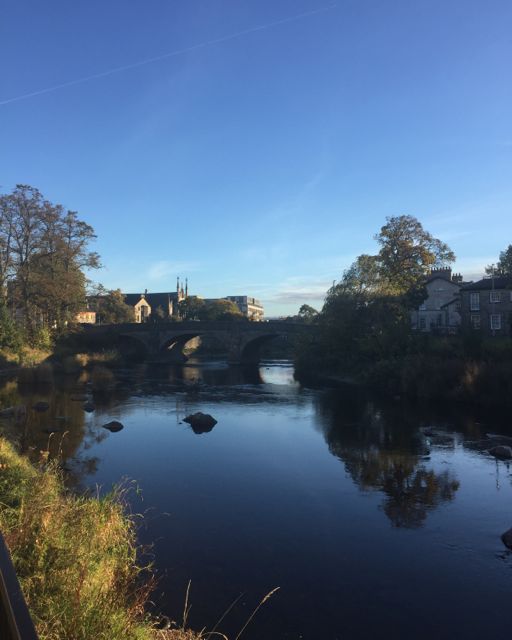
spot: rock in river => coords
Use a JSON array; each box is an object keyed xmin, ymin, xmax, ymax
[
  {"xmin": 183, "ymin": 412, "xmax": 217, "ymax": 434},
  {"xmin": 83, "ymin": 402, "xmax": 95, "ymax": 413},
  {"xmin": 102, "ymin": 420, "xmax": 124, "ymax": 433},
  {"xmin": 33, "ymin": 401, "xmax": 50, "ymax": 412},
  {"xmin": 502, "ymin": 528, "xmax": 512, "ymax": 550},
  {"xmin": 489, "ymin": 445, "xmax": 512, "ymax": 460}
]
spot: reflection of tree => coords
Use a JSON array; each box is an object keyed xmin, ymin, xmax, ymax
[{"xmin": 316, "ymin": 389, "xmax": 460, "ymax": 528}]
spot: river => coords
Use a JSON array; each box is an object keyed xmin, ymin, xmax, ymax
[{"xmin": 1, "ymin": 360, "xmax": 511, "ymax": 639}]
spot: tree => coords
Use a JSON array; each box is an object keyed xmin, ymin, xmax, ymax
[
  {"xmin": 89, "ymin": 288, "xmax": 134, "ymax": 324},
  {"xmin": 376, "ymin": 215, "xmax": 455, "ymax": 295},
  {"xmin": 198, "ymin": 299, "xmax": 244, "ymax": 322},
  {"xmin": 178, "ymin": 296, "xmax": 205, "ymax": 321},
  {"xmin": 0, "ymin": 301, "xmax": 22, "ymax": 351},
  {"xmin": 0, "ymin": 185, "xmax": 100, "ymax": 338},
  {"xmin": 297, "ymin": 304, "xmax": 319, "ymax": 323},
  {"xmin": 313, "ymin": 215, "xmax": 455, "ymax": 368},
  {"xmin": 486, "ymin": 244, "xmax": 512, "ymax": 277}
]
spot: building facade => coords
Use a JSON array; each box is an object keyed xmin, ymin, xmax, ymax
[
  {"xmin": 411, "ymin": 268, "xmax": 464, "ymax": 333},
  {"xmin": 124, "ymin": 277, "xmax": 189, "ymax": 322},
  {"xmin": 460, "ymin": 276, "xmax": 512, "ymax": 336},
  {"xmin": 225, "ymin": 296, "xmax": 264, "ymax": 321},
  {"xmin": 75, "ymin": 310, "xmax": 97, "ymax": 324}
]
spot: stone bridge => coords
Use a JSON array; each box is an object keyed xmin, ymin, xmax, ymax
[{"xmin": 80, "ymin": 320, "xmax": 315, "ymax": 364}]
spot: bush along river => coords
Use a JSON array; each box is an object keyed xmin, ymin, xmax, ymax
[{"xmin": 1, "ymin": 359, "xmax": 512, "ymax": 640}]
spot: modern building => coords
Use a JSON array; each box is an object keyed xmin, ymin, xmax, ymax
[
  {"xmin": 460, "ymin": 276, "xmax": 512, "ymax": 336},
  {"xmin": 411, "ymin": 268, "xmax": 464, "ymax": 333},
  {"xmin": 225, "ymin": 296, "xmax": 264, "ymax": 321}
]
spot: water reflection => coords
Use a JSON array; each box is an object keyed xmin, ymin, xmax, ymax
[
  {"xmin": 1, "ymin": 363, "xmax": 512, "ymax": 639},
  {"xmin": 0, "ymin": 361, "xmax": 302, "ymax": 481},
  {"xmin": 316, "ymin": 389, "xmax": 460, "ymax": 527}
]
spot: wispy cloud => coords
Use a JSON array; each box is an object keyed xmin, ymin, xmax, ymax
[
  {"xmin": 147, "ymin": 260, "xmax": 199, "ymax": 281},
  {"xmin": 0, "ymin": 5, "xmax": 337, "ymax": 106},
  {"xmin": 261, "ymin": 275, "xmax": 333, "ymax": 311}
]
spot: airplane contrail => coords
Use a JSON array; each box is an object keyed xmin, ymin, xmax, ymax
[{"xmin": 0, "ymin": 4, "xmax": 337, "ymax": 107}]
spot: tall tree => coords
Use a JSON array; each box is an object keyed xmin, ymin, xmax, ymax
[
  {"xmin": 376, "ymin": 215, "xmax": 455, "ymax": 295},
  {"xmin": 0, "ymin": 185, "xmax": 100, "ymax": 338},
  {"xmin": 88, "ymin": 287, "xmax": 134, "ymax": 324},
  {"xmin": 317, "ymin": 215, "xmax": 455, "ymax": 366},
  {"xmin": 486, "ymin": 244, "xmax": 512, "ymax": 277}
]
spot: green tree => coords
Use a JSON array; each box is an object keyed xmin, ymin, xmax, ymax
[
  {"xmin": 486, "ymin": 244, "xmax": 512, "ymax": 277},
  {"xmin": 0, "ymin": 185, "xmax": 100, "ymax": 338},
  {"xmin": 198, "ymin": 299, "xmax": 244, "ymax": 322},
  {"xmin": 90, "ymin": 288, "xmax": 134, "ymax": 324},
  {"xmin": 298, "ymin": 215, "xmax": 455, "ymax": 374},
  {"xmin": 376, "ymin": 215, "xmax": 455, "ymax": 295},
  {"xmin": 178, "ymin": 296, "xmax": 205, "ymax": 320},
  {"xmin": 297, "ymin": 304, "xmax": 319, "ymax": 323},
  {"xmin": 0, "ymin": 301, "xmax": 22, "ymax": 351}
]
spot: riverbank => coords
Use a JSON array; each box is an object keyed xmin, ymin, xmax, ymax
[
  {"xmin": 0, "ymin": 437, "xmax": 201, "ymax": 640},
  {"xmin": 295, "ymin": 337, "xmax": 512, "ymax": 407}
]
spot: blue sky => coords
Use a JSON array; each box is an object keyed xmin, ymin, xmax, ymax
[{"xmin": 1, "ymin": 0, "xmax": 511, "ymax": 316}]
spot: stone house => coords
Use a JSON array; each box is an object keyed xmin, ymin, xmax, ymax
[
  {"xmin": 411, "ymin": 268, "xmax": 464, "ymax": 333},
  {"xmin": 460, "ymin": 276, "xmax": 512, "ymax": 336},
  {"xmin": 124, "ymin": 278, "xmax": 188, "ymax": 323}
]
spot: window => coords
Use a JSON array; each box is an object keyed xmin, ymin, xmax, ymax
[
  {"xmin": 490, "ymin": 291, "xmax": 500, "ymax": 303},
  {"xmin": 470, "ymin": 314, "xmax": 480, "ymax": 330},
  {"xmin": 490, "ymin": 314, "xmax": 502, "ymax": 331},
  {"xmin": 419, "ymin": 302, "xmax": 426, "ymax": 311},
  {"xmin": 419, "ymin": 317, "xmax": 426, "ymax": 329},
  {"xmin": 470, "ymin": 292, "xmax": 480, "ymax": 311}
]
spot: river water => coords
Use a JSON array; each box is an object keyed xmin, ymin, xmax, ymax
[{"xmin": 1, "ymin": 360, "xmax": 512, "ymax": 639}]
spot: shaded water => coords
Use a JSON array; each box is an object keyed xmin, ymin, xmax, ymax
[{"xmin": 1, "ymin": 361, "xmax": 512, "ymax": 639}]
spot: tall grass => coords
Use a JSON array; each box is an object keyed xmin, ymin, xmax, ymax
[
  {"xmin": 0, "ymin": 437, "xmax": 156, "ymax": 640},
  {"xmin": 0, "ymin": 438, "xmax": 276, "ymax": 639}
]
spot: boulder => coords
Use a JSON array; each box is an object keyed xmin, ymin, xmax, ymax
[
  {"xmin": 183, "ymin": 412, "xmax": 217, "ymax": 434},
  {"xmin": 102, "ymin": 420, "xmax": 124, "ymax": 433},
  {"xmin": 83, "ymin": 402, "xmax": 95, "ymax": 413},
  {"xmin": 33, "ymin": 401, "xmax": 50, "ymax": 412},
  {"xmin": 489, "ymin": 445, "xmax": 512, "ymax": 460},
  {"xmin": 501, "ymin": 528, "xmax": 512, "ymax": 550}
]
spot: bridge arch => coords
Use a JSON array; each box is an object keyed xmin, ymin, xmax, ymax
[
  {"xmin": 159, "ymin": 331, "xmax": 231, "ymax": 362},
  {"xmin": 238, "ymin": 332, "xmax": 288, "ymax": 364}
]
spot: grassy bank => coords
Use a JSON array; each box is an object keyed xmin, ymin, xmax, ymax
[
  {"xmin": 0, "ymin": 438, "xmax": 201, "ymax": 640},
  {"xmin": 0, "ymin": 346, "xmax": 51, "ymax": 371}
]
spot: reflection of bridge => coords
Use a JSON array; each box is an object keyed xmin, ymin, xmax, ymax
[{"xmin": 81, "ymin": 321, "xmax": 314, "ymax": 364}]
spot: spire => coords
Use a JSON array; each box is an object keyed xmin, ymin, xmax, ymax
[
  {"xmin": 176, "ymin": 276, "xmax": 180, "ymax": 294},
  {"xmin": 185, "ymin": 278, "xmax": 188, "ymax": 297}
]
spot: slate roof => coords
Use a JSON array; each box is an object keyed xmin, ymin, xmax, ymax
[
  {"xmin": 124, "ymin": 292, "xmax": 177, "ymax": 312},
  {"xmin": 461, "ymin": 277, "xmax": 512, "ymax": 291}
]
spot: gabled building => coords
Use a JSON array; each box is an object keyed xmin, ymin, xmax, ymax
[
  {"xmin": 460, "ymin": 276, "xmax": 512, "ymax": 336},
  {"xmin": 124, "ymin": 278, "xmax": 189, "ymax": 322},
  {"xmin": 411, "ymin": 268, "xmax": 464, "ymax": 333}
]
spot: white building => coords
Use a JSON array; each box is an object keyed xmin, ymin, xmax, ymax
[
  {"xmin": 225, "ymin": 296, "xmax": 264, "ymax": 321},
  {"xmin": 411, "ymin": 268, "xmax": 464, "ymax": 333}
]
